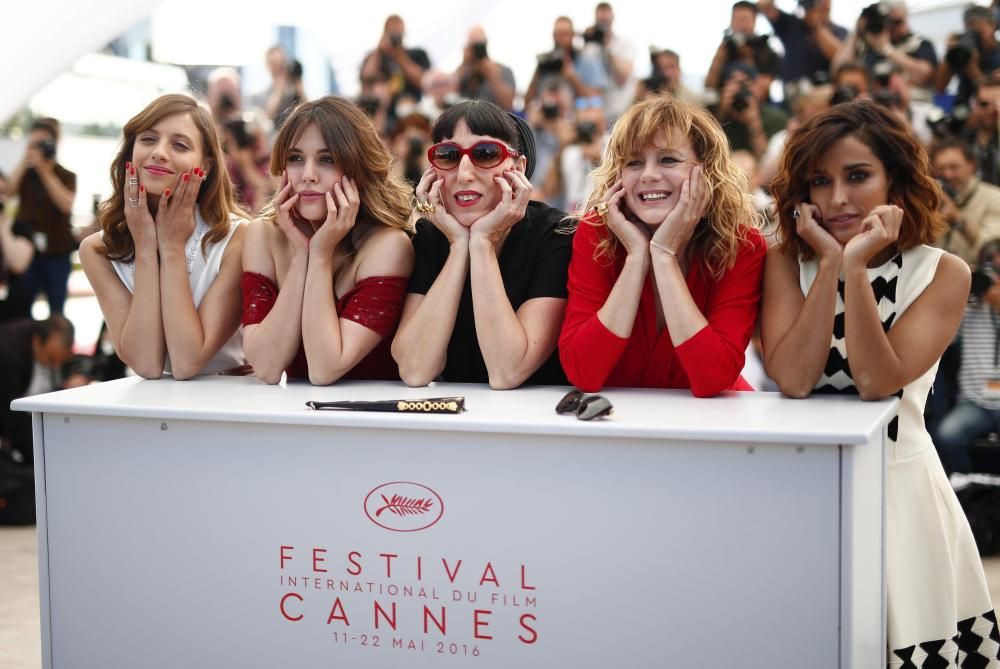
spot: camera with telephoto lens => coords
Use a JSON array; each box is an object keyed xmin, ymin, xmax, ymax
[
  {"xmin": 575, "ymin": 121, "xmax": 599, "ymax": 144},
  {"xmin": 36, "ymin": 138, "xmax": 56, "ymax": 160},
  {"xmin": 536, "ymin": 51, "xmax": 565, "ymax": 75},
  {"xmin": 725, "ymin": 30, "xmax": 770, "ymax": 53},
  {"xmin": 859, "ymin": 3, "xmax": 888, "ymax": 36},
  {"xmin": 732, "ymin": 84, "xmax": 754, "ymax": 113},
  {"xmin": 541, "ymin": 100, "xmax": 561, "ymax": 120},
  {"xmin": 947, "ymin": 32, "xmax": 980, "ymax": 70},
  {"xmin": 583, "ymin": 24, "xmax": 607, "ymax": 45},
  {"xmin": 972, "ymin": 263, "xmax": 1000, "ymax": 298},
  {"xmin": 872, "ymin": 59, "xmax": 895, "ymax": 87},
  {"xmin": 831, "ymin": 85, "xmax": 860, "ymax": 105}
]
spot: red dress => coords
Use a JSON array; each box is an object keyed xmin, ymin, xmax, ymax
[
  {"xmin": 241, "ymin": 273, "xmax": 407, "ymax": 381},
  {"xmin": 558, "ymin": 215, "xmax": 766, "ymax": 396}
]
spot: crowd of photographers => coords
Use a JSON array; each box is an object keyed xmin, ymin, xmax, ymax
[{"xmin": 8, "ymin": 1, "xmax": 1000, "ymax": 490}]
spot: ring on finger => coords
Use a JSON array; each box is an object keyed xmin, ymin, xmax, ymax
[
  {"xmin": 129, "ymin": 198, "xmax": 140, "ymax": 207},
  {"xmin": 595, "ymin": 202, "xmax": 610, "ymax": 220},
  {"xmin": 129, "ymin": 178, "xmax": 139, "ymax": 186},
  {"xmin": 793, "ymin": 208, "xmax": 801, "ymax": 219}
]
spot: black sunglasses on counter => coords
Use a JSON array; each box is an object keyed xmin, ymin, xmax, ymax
[{"xmin": 555, "ymin": 390, "xmax": 614, "ymax": 421}]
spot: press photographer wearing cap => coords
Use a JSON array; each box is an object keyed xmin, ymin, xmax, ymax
[
  {"xmin": 831, "ymin": 0, "xmax": 937, "ymax": 96},
  {"xmin": 931, "ymin": 138, "xmax": 1000, "ymax": 267},
  {"xmin": 7, "ymin": 118, "xmax": 76, "ymax": 315},
  {"xmin": 706, "ymin": 2, "xmax": 781, "ymax": 100}
]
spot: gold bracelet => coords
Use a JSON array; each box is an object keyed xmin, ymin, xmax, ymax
[{"xmin": 649, "ymin": 240, "xmax": 678, "ymax": 257}]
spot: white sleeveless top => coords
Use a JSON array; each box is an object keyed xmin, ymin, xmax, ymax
[{"xmin": 109, "ymin": 210, "xmax": 245, "ymax": 376}]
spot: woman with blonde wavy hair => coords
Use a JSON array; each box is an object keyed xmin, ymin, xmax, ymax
[
  {"xmin": 80, "ymin": 94, "xmax": 248, "ymax": 380},
  {"xmin": 559, "ymin": 94, "xmax": 766, "ymax": 396},
  {"xmin": 241, "ymin": 96, "xmax": 414, "ymax": 384}
]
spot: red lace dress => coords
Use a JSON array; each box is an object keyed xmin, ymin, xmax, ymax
[{"xmin": 241, "ymin": 273, "xmax": 407, "ymax": 381}]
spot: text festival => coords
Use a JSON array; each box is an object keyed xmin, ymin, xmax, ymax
[{"xmin": 277, "ymin": 546, "xmax": 539, "ymax": 644}]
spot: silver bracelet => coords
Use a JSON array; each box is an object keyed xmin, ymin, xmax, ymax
[{"xmin": 649, "ymin": 240, "xmax": 678, "ymax": 257}]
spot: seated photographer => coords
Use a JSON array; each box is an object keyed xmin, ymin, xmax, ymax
[
  {"xmin": 712, "ymin": 64, "xmax": 788, "ymax": 159},
  {"xmin": 0, "ymin": 170, "xmax": 35, "ymax": 323},
  {"xmin": 525, "ymin": 16, "xmax": 605, "ymax": 109},
  {"xmin": 634, "ymin": 48, "xmax": 702, "ymax": 106},
  {"xmin": 757, "ymin": 0, "xmax": 846, "ymax": 99},
  {"xmin": 455, "ymin": 26, "xmax": 515, "ymax": 112},
  {"xmin": 931, "ymin": 139, "xmax": 1000, "ymax": 267},
  {"xmin": 706, "ymin": 2, "xmax": 781, "ymax": 101},
  {"xmin": 935, "ymin": 5, "xmax": 1000, "ymax": 108},
  {"xmin": 8, "ymin": 118, "xmax": 76, "ymax": 316},
  {"xmin": 934, "ymin": 239, "xmax": 1000, "ymax": 475},
  {"xmin": 831, "ymin": 0, "xmax": 937, "ymax": 98}
]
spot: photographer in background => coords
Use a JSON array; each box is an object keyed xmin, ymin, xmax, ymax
[
  {"xmin": 0, "ymin": 170, "xmax": 35, "ymax": 323},
  {"xmin": 933, "ymin": 239, "xmax": 1000, "ymax": 475},
  {"xmin": 634, "ymin": 48, "xmax": 702, "ymax": 105},
  {"xmin": 253, "ymin": 45, "xmax": 306, "ymax": 126},
  {"xmin": 7, "ymin": 118, "xmax": 76, "ymax": 316},
  {"xmin": 706, "ymin": 2, "xmax": 781, "ymax": 102},
  {"xmin": 455, "ymin": 26, "xmax": 515, "ymax": 111},
  {"xmin": 360, "ymin": 14, "xmax": 431, "ymax": 128},
  {"xmin": 525, "ymin": 16, "xmax": 605, "ymax": 108},
  {"xmin": 832, "ymin": 1, "xmax": 937, "ymax": 97},
  {"xmin": 416, "ymin": 69, "xmax": 459, "ymax": 122},
  {"xmin": 713, "ymin": 63, "xmax": 787, "ymax": 158},
  {"xmin": 589, "ymin": 3, "xmax": 636, "ymax": 121},
  {"xmin": 559, "ymin": 104, "xmax": 607, "ymax": 212},
  {"xmin": 936, "ymin": 5, "xmax": 1000, "ymax": 108},
  {"xmin": 526, "ymin": 80, "xmax": 575, "ymax": 207},
  {"xmin": 757, "ymin": 0, "xmax": 846, "ymax": 101},
  {"xmin": 962, "ymin": 80, "xmax": 1000, "ymax": 187},
  {"xmin": 388, "ymin": 112, "xmax": 432, "ymax": 193},
  {"xmin": 932, "ymin": 139, "xmax": 1000, "ymax": 267}
]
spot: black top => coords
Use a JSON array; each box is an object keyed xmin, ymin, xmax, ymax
[
  {"xmin": 17, "ymin": 165, "xmax": 76, "ymax": 257},
  {"xmin": 0, "ymin": 220, "xmax": 35, "ymax": 323},
  {"xmin": 769, "ymin": 10, "xmax": 848, "ymax": 83},
  {"xmin": 408, "ymin": 201, "xmax": 572, "ymax": 385}
]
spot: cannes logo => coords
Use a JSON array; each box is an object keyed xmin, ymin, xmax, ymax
[{"xmin": 364, "ymin": 482, "xmax": 444, "ymax": 532}]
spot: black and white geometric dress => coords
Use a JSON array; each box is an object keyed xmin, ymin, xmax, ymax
[{"xmin": 801, "ymin": 245, "xmax": 1000, "ymax": 669}]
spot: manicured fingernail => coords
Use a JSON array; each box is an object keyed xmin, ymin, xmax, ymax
[
  {"xmin": 139, "ymin": 185, "xmax": 144, "ymax": 193},
  {"xmin": 164, "ymin": 188, "xmax": 171, "ymax": 197},
  {"xmin": 130, "ymin": 165, "xmax": 136, "ymax": 175},
  {"xmin": 125, "ymin": 162, "xmax": 131, "ymax": 171},
  {"xmin": 183, "ymin": 173, "xmax": 190, "ymax": 182}
]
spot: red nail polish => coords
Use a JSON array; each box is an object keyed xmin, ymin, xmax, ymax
[
  {"xmin": 139, "ymin": 185, "xmax": 144, "ymax": 193},
  {"xmin": 164, "ymin": 188, "xmax": 171, "ymax": 198},
  {"xmin": 125, "ymin": 162, "xmax": 131, "ymax": 171},
  {"xmin": 183, "ymin": 173, "xmax": 190, "ymax": 182}
]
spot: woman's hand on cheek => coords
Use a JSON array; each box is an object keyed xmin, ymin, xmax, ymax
[
  {"xmin": 155, "ymin": 168, "xmax": 204, "ymax": 252},
  {"xmin": 427, "ymin": 176, "xmax": 469, "ymax": 245},
  {"xmin": 274, "ymin": 171, "xmax": 310, "ymax": 255},
  {"xmin": 795, "ymin": 202, "xmax": 842, "ymax": 263},
  {"xmin": 843, "ymin": 204, "xmax": 903, "ymax": 269},
  {"xmin": 650, "ymin": 165, "xmax": 708, "ymax": 255},
  {"xmin": 602, "ymin": 180, "xmax": 650, "ymax": 256},
  {"xmin": 310, "ymin": 177, "xmax": 360, "ymax": 255},
  {"xmin": 123, "ymin": 162, "xmax": 157, "ymax": 251},
  {"xmin": 470, "ymin": 168, "xmax": 530, "ymax": 245}
]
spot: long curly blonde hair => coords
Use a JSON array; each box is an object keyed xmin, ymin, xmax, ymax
[{"xmin": 578, "ymin": 94, "xmax": 761, "ymax": 278}]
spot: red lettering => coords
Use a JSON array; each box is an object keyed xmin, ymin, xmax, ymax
[
  {"xmin": 423, "ymin": 605, "xmax": 446, "ymax": 635},
  {"xmin": 347, "ymin": 551, "xmax": 362, "ymax": 576},
  {"xmin": 374, "ymin": 600, "xmax": 397, "ymax": 630},
  {"xmin": 442, "ymin": 558, "xmax": 462, "ymax": 583},
  {"xmin": 518, "ymin": 614, "xmax": 538, "ymax": 644},
  {"xmin": 479, "ymin": 562, "xmax": 500, "ymax": 587},
  {"xmin": 312, "ymin": 548, "xmax": 327, "ymax": 573},
  {"xmin": 473, "ymin": 609, "xmax": 493, "ymax": 639},
  {"xmin": 520, "ymin": 565, "xmax": 535, "ymax": 590},
  {"xmin": 327, "ymin": 597, "xmax": 350, "ymax": 625},
  {"xmin": 379, "ymin": 553, "xmax": 398, "ymax": 578},
  {"xmin": 417, "ymin": 556, "xmax": 422, "ymax": 580},
  {"xmin": 280, "ymin": 545, "xmax": 294, "ymax": 569},
  {"xmin": 279, "ymin": 592, "xmax": 303, "ymax": 622}
]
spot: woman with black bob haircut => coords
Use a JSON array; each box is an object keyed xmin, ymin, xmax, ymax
[{"xmin": 392, "ymin": 100, "xmax": 572, "ymax": 388}]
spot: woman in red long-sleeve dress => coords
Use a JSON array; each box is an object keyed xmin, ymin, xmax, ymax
[
  {"xmin": 559, "ymin": 95, "xmax": 766, "ymax": 396},
  {"xmin": 241, "ymin": 97, "xmax": 414, "ymax": 385}
]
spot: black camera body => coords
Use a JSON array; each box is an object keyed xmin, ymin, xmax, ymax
[
  {"xmin": 541, "ymin": 100, "xmax": 561, "ymax": 120},
  {"xmin": 388, "ymin": 33, "xmax": 403, "ymax": 48},
  {"xmin": 926, "ymin": 103, "xmax": 971, "ymax": 139},
  {"xmin": 471, "ymin": 42, "xmax": 488, "ymax": 61},
  {"xmin": 583, "ymin": 25, "xmax": 606, "ymax": 45},
  {"xmin": 36, "ymin": 138, "xmax": 56, "ymax": 160},
  {"xmin": 536, "ymin": 51, "xmax": 565, "ymax": 75},
  {"xmin": 972, "ymin": 264, "xmax": 998, "ymax": 298},
  {"xmin": 732, "ymin": 84, "xmax": 754, "ymax": 113},
  {"xmin": 859, "ymin": 3, "xmax": 888, "ymax": 35},
  {"xmin": 831, "ymin": 85, "xmax": 860, "ymax": 105},
  {"xmin": 575, "ymin": 121, "xmax": 599, "ymax": 144},
  {"xmin": 947, "ymin": 32, "xmax": 980, "ymax": 71}
]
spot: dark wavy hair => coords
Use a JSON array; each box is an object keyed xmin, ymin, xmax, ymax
[
  {"xmin": 770, "ymin": 99, "xmax": 946, "ymax": 259},
  {"xmin": 99, "ymin": 94, "xmax": 244, "ymax": 262}
]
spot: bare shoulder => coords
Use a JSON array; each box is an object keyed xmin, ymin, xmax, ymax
[
  {"xmin": 932, "ymin": 250, "xmax": 972, "ymax": 292},
  {"xmin": 356, "ymin": 226, "xmax": 414, "ymax": 280},
  {"xmin": 78, "ymin": 231, "xmax": 109, "ymax": 270}
]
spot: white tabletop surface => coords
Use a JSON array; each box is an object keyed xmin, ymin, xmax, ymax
[{"xmin": 12, "ymin": 376, "xmax": 897, "ymax": 445}]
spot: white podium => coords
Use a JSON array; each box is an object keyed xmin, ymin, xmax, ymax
[{"xmin": 13, "ymin": 376, "xmax": 896, "ymax": 669}]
